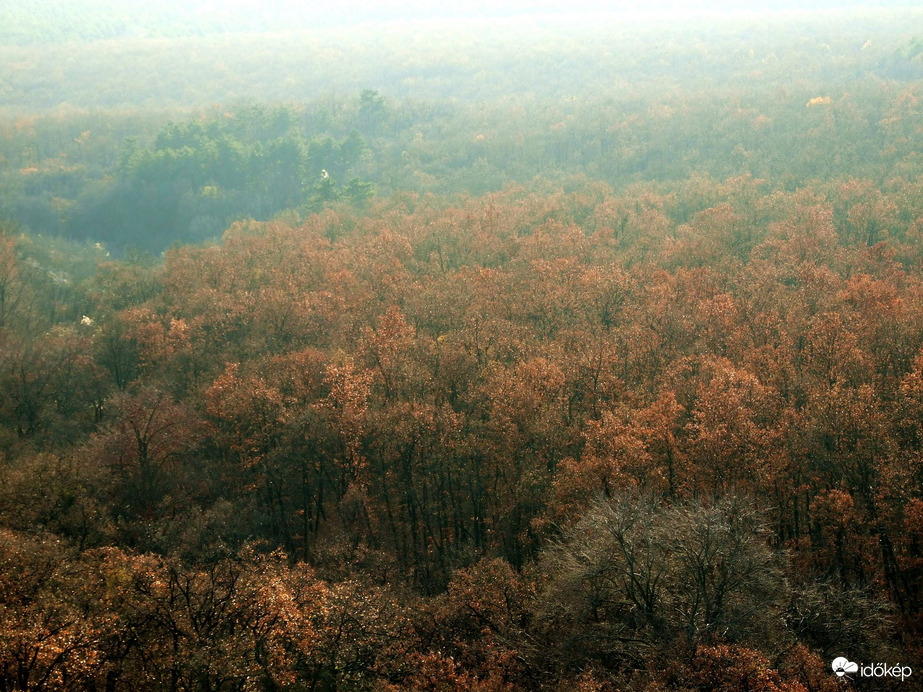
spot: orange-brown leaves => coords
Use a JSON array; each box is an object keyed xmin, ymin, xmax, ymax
[
  {"xmin": 0, "ymin": 530, "xmax": 105, "ymax": 690},
  {"xmin": 206, "ymin": 363, "xmax": 292, "ymax": 467},
  {"xmin": 683, "ymin": 358, "xmax": 784, "ymax": 492},
  {"xmin": 688, "ymin": 645, "xmax": 806, "ymax": 692},
  {"xmin": 361, "ymin": 305, "xmax": 422, "ymax": 400}
]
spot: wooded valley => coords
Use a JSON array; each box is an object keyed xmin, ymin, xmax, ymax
[{"xmin": 1, "ymin": 3, "xmax": 921, "ymax": 689}]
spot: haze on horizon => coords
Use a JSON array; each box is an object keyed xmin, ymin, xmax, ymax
[{"xmin": 2, "ymin": 0, "xmax": 918, "ymax": 45}]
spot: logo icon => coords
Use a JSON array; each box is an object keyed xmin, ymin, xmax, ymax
[{"xmin": 832, "ymin": 657, "xmax": 859, "ymax": 678}]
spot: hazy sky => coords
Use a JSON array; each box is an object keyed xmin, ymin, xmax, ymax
[
  {"xmin": 201, "ymin": 0, "xmax": 916, "ymax": 22},
  {"xmin": 2, "ymin": 0, "xmax": 915, "ymax": 47}
]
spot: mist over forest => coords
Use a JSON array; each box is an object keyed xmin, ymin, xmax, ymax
[
  {"xmin": 3, "ymin": 1, "xmax": 918, "ymax": 44},
  {"xmin": 1, "ymin": 2, "xmax": 922, "ymax": 690}
]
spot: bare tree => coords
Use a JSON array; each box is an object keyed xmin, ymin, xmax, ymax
[{"xmin": 537, "ymin": 492, "xmax": 787, "ymax": 674}]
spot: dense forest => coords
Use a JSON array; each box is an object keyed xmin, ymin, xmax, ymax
[{"xmin": 2, "ymin": 3, "xmax": 923, "ymax": 690}]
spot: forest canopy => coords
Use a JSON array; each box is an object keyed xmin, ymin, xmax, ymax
[{"xmin": 1, "ymin": 3, "xmax": 922, "ymax": 690}]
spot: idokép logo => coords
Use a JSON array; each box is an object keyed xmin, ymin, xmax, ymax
[
  {"xmin": 832, "ymin": 656, "xmax": 912, "ymax": 682},
  {"xmin": 832, "ymin": 657, "xmax": 858, "ymax": 677}
]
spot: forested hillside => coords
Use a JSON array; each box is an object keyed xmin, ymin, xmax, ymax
[{"xmin": 1, "ymin": 4, "xmax": 922, "ymax": 690}]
